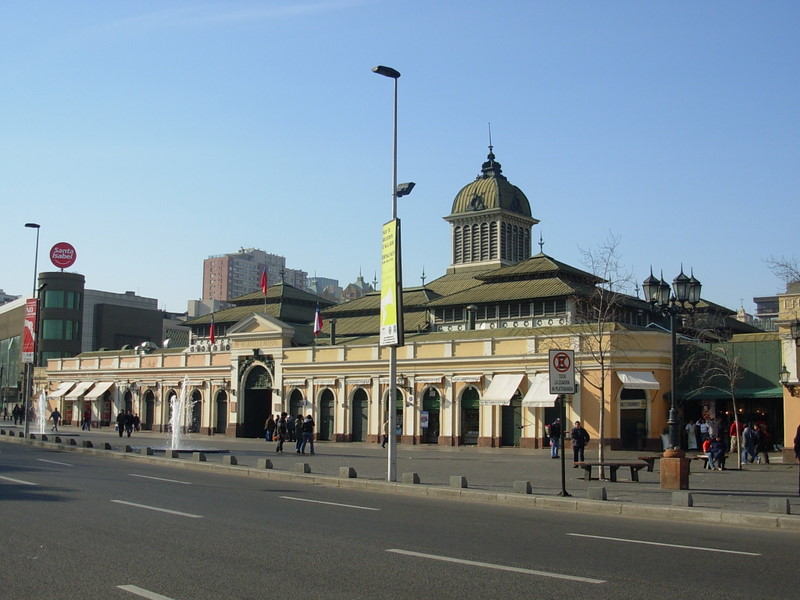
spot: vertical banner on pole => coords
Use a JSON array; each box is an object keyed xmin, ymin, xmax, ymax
[
  {"xmin": 380, "ymin": 219, "xmax": 403, "ymax": 347},
  {"xmin": 22, "ymin": 299, "xmax": 38, "ymax": 364}
]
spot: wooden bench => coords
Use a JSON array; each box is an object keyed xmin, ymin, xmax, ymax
[
  {"xmin": 637, "ymin": 455, "xmax": 661, "ymax": 472},
  {"xmin": 575, "ymin": 462, "xmax": 648, "ymax": 482}
]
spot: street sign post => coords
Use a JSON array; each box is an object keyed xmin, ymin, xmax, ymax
[{"xmin": 548, "ymin": 349, "xmax": 575, "ymax": 395}]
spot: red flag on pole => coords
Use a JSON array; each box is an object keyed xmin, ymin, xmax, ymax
[
  {"xmin": 209, "ymin": 316, "xmax": 216, "ymax": 345},
  {"xmin": 313, "ymin": 303, "xmax": 323, "ymax": 337},
  {"xmin": 260, "ymin": 268, "xmax": 268, "ymax": 296}
]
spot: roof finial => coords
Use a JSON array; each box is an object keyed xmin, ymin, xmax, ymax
[
  {"xmin": 421, "ymin": 267, "xmax": 426, "ymax": 286},
  {"xmin": 488, "ymin": 121, "xmax": 493, "ymax": 155},
  {"xmin": 538, "ymin": 231, "xmax": 544, "ymax": 252}
]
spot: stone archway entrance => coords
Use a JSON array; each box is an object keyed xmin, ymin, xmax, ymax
[
  {"xmin": 351, "ymin": 388, "xmax": 368, "ymax": 442},
  {"xmin": 241, "ymin": 366, "xmax": 273, "ymax": 438},
  {"xmin": 143, "ymin": 390, "xmax": 155, "ymax": 431},
  {"xmin": 216, "ymin": 391, "xmax": 228, "ymax": 434}
]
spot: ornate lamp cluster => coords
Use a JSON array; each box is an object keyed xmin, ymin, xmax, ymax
[{"xmin": 642, "ymin": 266, "xmax": 702, "ymax": 451}]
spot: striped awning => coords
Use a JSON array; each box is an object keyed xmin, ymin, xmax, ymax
[
  {"xmin": 65, "ymin": 381, "xmax": 95, "ymax": 401},
  {"xmin": 84, "ymin": 381, "xmax": 114, "ymax": 400},
  {"xmin": 48, "ymin": 382, "xmax": 75, "ymax": 399},
  {"xmin": 521, "ymin": 374, "xmax": 559, "ymax": 407}
]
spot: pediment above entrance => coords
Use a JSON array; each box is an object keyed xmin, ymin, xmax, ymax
[{"xmin": 226, "ymin": 312, "xmax": 295, "ymax": 345}]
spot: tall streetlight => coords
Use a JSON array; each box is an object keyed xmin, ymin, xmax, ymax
[
  {"xmin": 642, "ymin": 266, "xmax": 701, "ymax": 450},
  {"xmin": 373, "ymin": 64, "xmax": 409, "ymax": 482},
  {"xmin": 23, "ymin": 222, "xmax": 41, "ymax": 437}
]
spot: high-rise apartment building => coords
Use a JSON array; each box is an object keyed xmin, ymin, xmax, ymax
[{"xmin": 202, "ymin": 248, "xmax": 308, "ymax": 302}]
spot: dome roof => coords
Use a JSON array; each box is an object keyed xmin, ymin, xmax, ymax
[{"xmin": 449, "ymin": 150, "xmax": 532, "ymax": 219}]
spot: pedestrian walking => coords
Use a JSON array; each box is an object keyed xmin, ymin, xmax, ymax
[
  {"xmin": 81, "ymin": 408, "xmax": 91, "ymax": 430},
  {"xmin": 116, "ymin": 410, "xmax": 126, "ymax": 437},
  {"xmin": 548, "ymin": 418, "xmax": 562, "ymax": 458},
  {"xmin": 299, "ymin": 414, "xmax": 315, "ymax": 455},
  {"xmin": 286, "ymin": 414, "xmax": 296, "ymax": 442},
  {"xmin": 570, "ymin": 420, "xmax": 590, "ymax": 466},
  {"xmin": 275, "ymin": 412, "xmax": 288, "ymax": 453},
  {"xmin": 50, "ymin": 408, "xmax": 61, "ymax": 432},
  {"xmin": 381, "ymin": 419, "xmax": 389, "ymax": 448},
  {"xmin": 294, "ymin": 414, "xmax": 304, "ymax": 453},
  {"xmin": 124, "ymin": 410, "xmax": 135, "ymax": 438},
  {"xmin": 264, "ymin": 414, "xmax": 275, "ymax": 443},
  {"xmin": 741, "ymin": 423, "xmax": 757, "ymax": 464}
]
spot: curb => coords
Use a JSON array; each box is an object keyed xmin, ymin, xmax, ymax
[{"xmin": 3, "ymin": 433, "xmax": 799, "ymax": 532}]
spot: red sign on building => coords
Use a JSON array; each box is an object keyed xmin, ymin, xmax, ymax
[{"xmin": 50, "ymin": 242, "xmax": 77, "ymax": 269}]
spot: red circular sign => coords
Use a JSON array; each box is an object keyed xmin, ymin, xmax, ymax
[
  {"xmin": 50, "ymin": 242, "xmax": 77, "ymax": 269},
  {"xmin": 552, "ymin": 352, "xmax": 571, "ymax": 372}
]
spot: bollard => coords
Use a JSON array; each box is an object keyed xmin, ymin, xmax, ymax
[
  {"xmin": 769, "ymin": 497, "xmax": 790, "ymax": 514},
  {"xmin": 81, "ymin": 440, "xmax": 93, "ymax": 448},
  {"xmin": 69, "ymin": 438, "xmax": 77, "ymax": 446},
  {"xmin": 513, "ymin": 480, "xmax": 532, "ymax": 494},
  {"xmin": 223, "ymin": 455, "xmax": 238, "ymax": 466},
  {"xmin": 587, "ymin": 487, "xmax": 607, "ymax": 501},
  {"xmin": 672, "ymin": 492, "xmax": 694, "ymax": 507},
  {"xmin": 295, "ymin": 463, "xmax": 311, "ymax": 473},
  {"xmin": 54, "ymin": 436, "xmax": 62, "ymax": 444},
  {"xmin": 339, "ymin": 466, "xmax": 357, "ymax": 479},
  {"xmin": 103, "ymin": 442, "xmax": 112, "ymax": 450},
  {"xmin": 450, "ymin": 475, "xmax": 468, "ymax": 489},
  {"xmin": 125, "ymin": 445, "xmax": 134, "ymax": 453},
  {"xmin": 140, "ymin": 447, "xmax": 154, "ymax": 456},
  {"xmin": 402, "ymin": 472, "xmax": 420, "ymax": 484},
  {"xmin": 193, "ymin": 452, "xmax": 207, "ymax": 462},
  {"xmin": 41, "ymin": 434, "xmax": 48, "ymax": 442},
  {"xmin": 256, "ymin": 458, "xmax": 273, "ymax": 469},
  {"xmin": 167, "ymin": 450, "xmax": 180, "ymax": 459}
]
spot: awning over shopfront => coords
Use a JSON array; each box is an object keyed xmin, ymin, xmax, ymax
[
  {"xmin": 48, "ymin": 382, "xmax": 75, "ymax": 399},
  {"xmin": 84, "ymin": 381, "xmax": 114, "ymax": 400},
  {"xmin": 64, "ymin": 381, "xmax": 95, "ymax": 401},
  {"xmin": 480, "ymin": 374, "xmax": 524, "ymax": 406},
  {"xmin": 617, "ymin": 371, "xmax": 660, "ymax": 390},
  {"xmin": 521, "ymin": 373, "xmax": 559, "ymax": 407}
]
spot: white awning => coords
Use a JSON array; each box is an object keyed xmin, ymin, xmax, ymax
[
  {"xmin": 617, "ymin": 371, "xmax": 660, "ymax": 390},
  {"xmin": 522, "ymin": 374, "xmax": 559, "ymax": 407},
  {"xmin": 65, "ymin": 381, "xmax": 95, "ymax": 401},
  {"xmin": 48, "ymin": 382, "xmax": 75, "ymax": 399},
  {"xmin": 84, "ymin": 381, "xmax": 114, "ymax": 400},
  {"xmin": 480, "ymin": 374, "xmax": 524, "ymax": 406}
]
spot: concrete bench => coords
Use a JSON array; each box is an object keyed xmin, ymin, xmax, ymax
[{"xmin": 637, "ymin": 455, "xmax": 662, "ymax": 472}]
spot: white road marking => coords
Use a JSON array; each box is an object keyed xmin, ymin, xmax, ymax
[
  {"xmin": 37, "ymin": 458, "xmax": 73, "ymax": 466},
  {"xmin": 129, "ymin": 473, "xmax": 191, "ymax": 484},
  {"xmin": 118, "ymin": 584, "xmax": 176, "ymax": 599},
  {"xmin": 280, "ymin": 495, "xmax": 380, "ymax": 511},
  {"xmin": 387, "ymin": 549, "xmax": 606, "ymax": 584},
  {"xmin": 111, "ymin": 500, "xmax": 203, "ymax": 519},
  {"xmin": 0, "ymin": 475, "xmax": 38, "ymax": 486},
  {"xmin": 567, "ymin": 533, "xmax": 761, "ymax": 556}
]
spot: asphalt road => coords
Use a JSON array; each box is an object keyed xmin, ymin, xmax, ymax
[{"xmin": 2, "ymin": 443, "xmax": 798, "ymax": 600}]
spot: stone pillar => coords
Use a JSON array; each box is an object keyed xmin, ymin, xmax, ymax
[{"xmin": 660, "ymin": 448, "xmax": 689, "ymax": 489}]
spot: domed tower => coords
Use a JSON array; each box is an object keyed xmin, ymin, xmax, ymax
[{"xmin": 444, "ymin": 147, "xmax": 538, "ymax": 273}]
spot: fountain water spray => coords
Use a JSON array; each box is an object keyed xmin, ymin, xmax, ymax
[
  {"xmin": 35, "ymin": 390, "xmax": 47, "ymax": 434},
  {"xmin": 169, "ymin": 376, "xmax": 194, "ymax": 450}
]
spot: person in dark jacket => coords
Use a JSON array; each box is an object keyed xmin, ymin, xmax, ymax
[
  {"xmin": 710, "ymin": 436, "xmax": 726, "ymax": 470},
  {"xmin": 548, "ymin": 418, "xmax": 562, "ymax": 458},
  {"xmin": 275, "ymin": 412, "xmax": 288, "ymax": 453},
  {"xmin": 294, "ymin": 414, "xmax": 304, "ymax": 453},
  {"xmin": 300, "ymin": 414, "xmax": 315, "ymax": 455},
  {"xmin": 116, "ymin": 410, "xmax": 126, "ymax": 438},
  {"xmin": 570, "ymin": 420, "xmax": 590, "ymax": 466}
]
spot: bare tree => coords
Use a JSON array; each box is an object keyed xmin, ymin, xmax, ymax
[
  {"xmin": 575, "ymin": 233, "xmax": 637, "ymax": 467},
  {"xmin": 681, "ymin": 342, "xmax": 744, "ymax": 469},
  {"xmin": 765, "ymin": 255, "xmax": 800, "ymax": 286}
]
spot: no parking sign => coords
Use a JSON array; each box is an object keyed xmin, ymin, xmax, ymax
[{"xmin": 548, "ymin": 349, "xmax": 575, "ymax": 394}]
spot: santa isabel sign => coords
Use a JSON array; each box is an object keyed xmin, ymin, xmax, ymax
[{"xmin": 50, "ymin": 242, "xmax": 77, "ymax": 269}]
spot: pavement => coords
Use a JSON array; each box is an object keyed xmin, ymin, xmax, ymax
[{"xmin": 3, "ymin": 422, "xmax": 800, "ymax": 531}]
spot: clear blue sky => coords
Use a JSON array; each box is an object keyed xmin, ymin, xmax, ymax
[{"xmin": 2, "ymin": 1, "xmax": 798, "ymax": 315}]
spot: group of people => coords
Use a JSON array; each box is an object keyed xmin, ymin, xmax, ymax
[
  {"xmin": 264, "ymin": 413, "xmax": 316, "ymax": 455},
  {"xmin": 115, "ymin": 410, "xmax": 139, "ymax": 438},
  {"xmin": 10, "ymin": 404, "xmax": 28, "ymax": 425},
  {"xmin": 546, "ymin": 418, "xmax": 591, "ymax": 465},
  {"xmin": 688, "ymin": 417, "xmax": 774, "ymax": 466}
]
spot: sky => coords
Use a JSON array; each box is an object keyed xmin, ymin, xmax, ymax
[{"xmin": 2, "ymin": 1, "xmax": 798, "ymax": 315}]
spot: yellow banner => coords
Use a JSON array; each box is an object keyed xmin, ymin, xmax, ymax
[{"xmin": 380, "ymin": 220, "xmax": 400, "ymax": 346}]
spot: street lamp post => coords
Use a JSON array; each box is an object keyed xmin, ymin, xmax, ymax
[
  {"xmin": 373, "ymin": 64, "xmax": 405, "ymax": 482},
  {"xmin": 642, "ymin": 267, "xmax": 701, "ymax": 450},
  {"xmin": 23, "ymin": 222, "xmax": 41, "ymax": 437}
]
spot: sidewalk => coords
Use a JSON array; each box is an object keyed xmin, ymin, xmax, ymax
[{"xmin": 3, "ymin": 423, "xmax": 800, "ymax": 530}]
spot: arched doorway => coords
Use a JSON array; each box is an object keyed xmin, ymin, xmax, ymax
[
  {"xmin": 289, "ymin": 389, "xmax": 304, "ymax": 419},
  {"xmin": 216, "ymin": 391, "xmax": 228, "ymax": 434},
  {"xmin": 123, "ymin": 390, "xmax": 133, "ymax": 413},
  {"xmin": 143, "ymin": 390, "xmax": 155, "ymax": 431},
  {"xmin": 190, "ymin": 390, "xmax": 202, "ymax": 433},
  {"xmin": 319, "ymin": 389, "xmax": 334, "ymax": 441},
  {"xmin": 461, "ymin": 386, "xmax": 479, "ymax": 445},
  {"xmin": 351, "ymin": 388, "xmax": 368, "ymax": 442},
  {"xmin": 242, "ymin": 366, "xmax": 272, "ymax": 438},
  {"xmin": 422, "ymin": 387, "xmax": 440, "ymax": 444}
]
